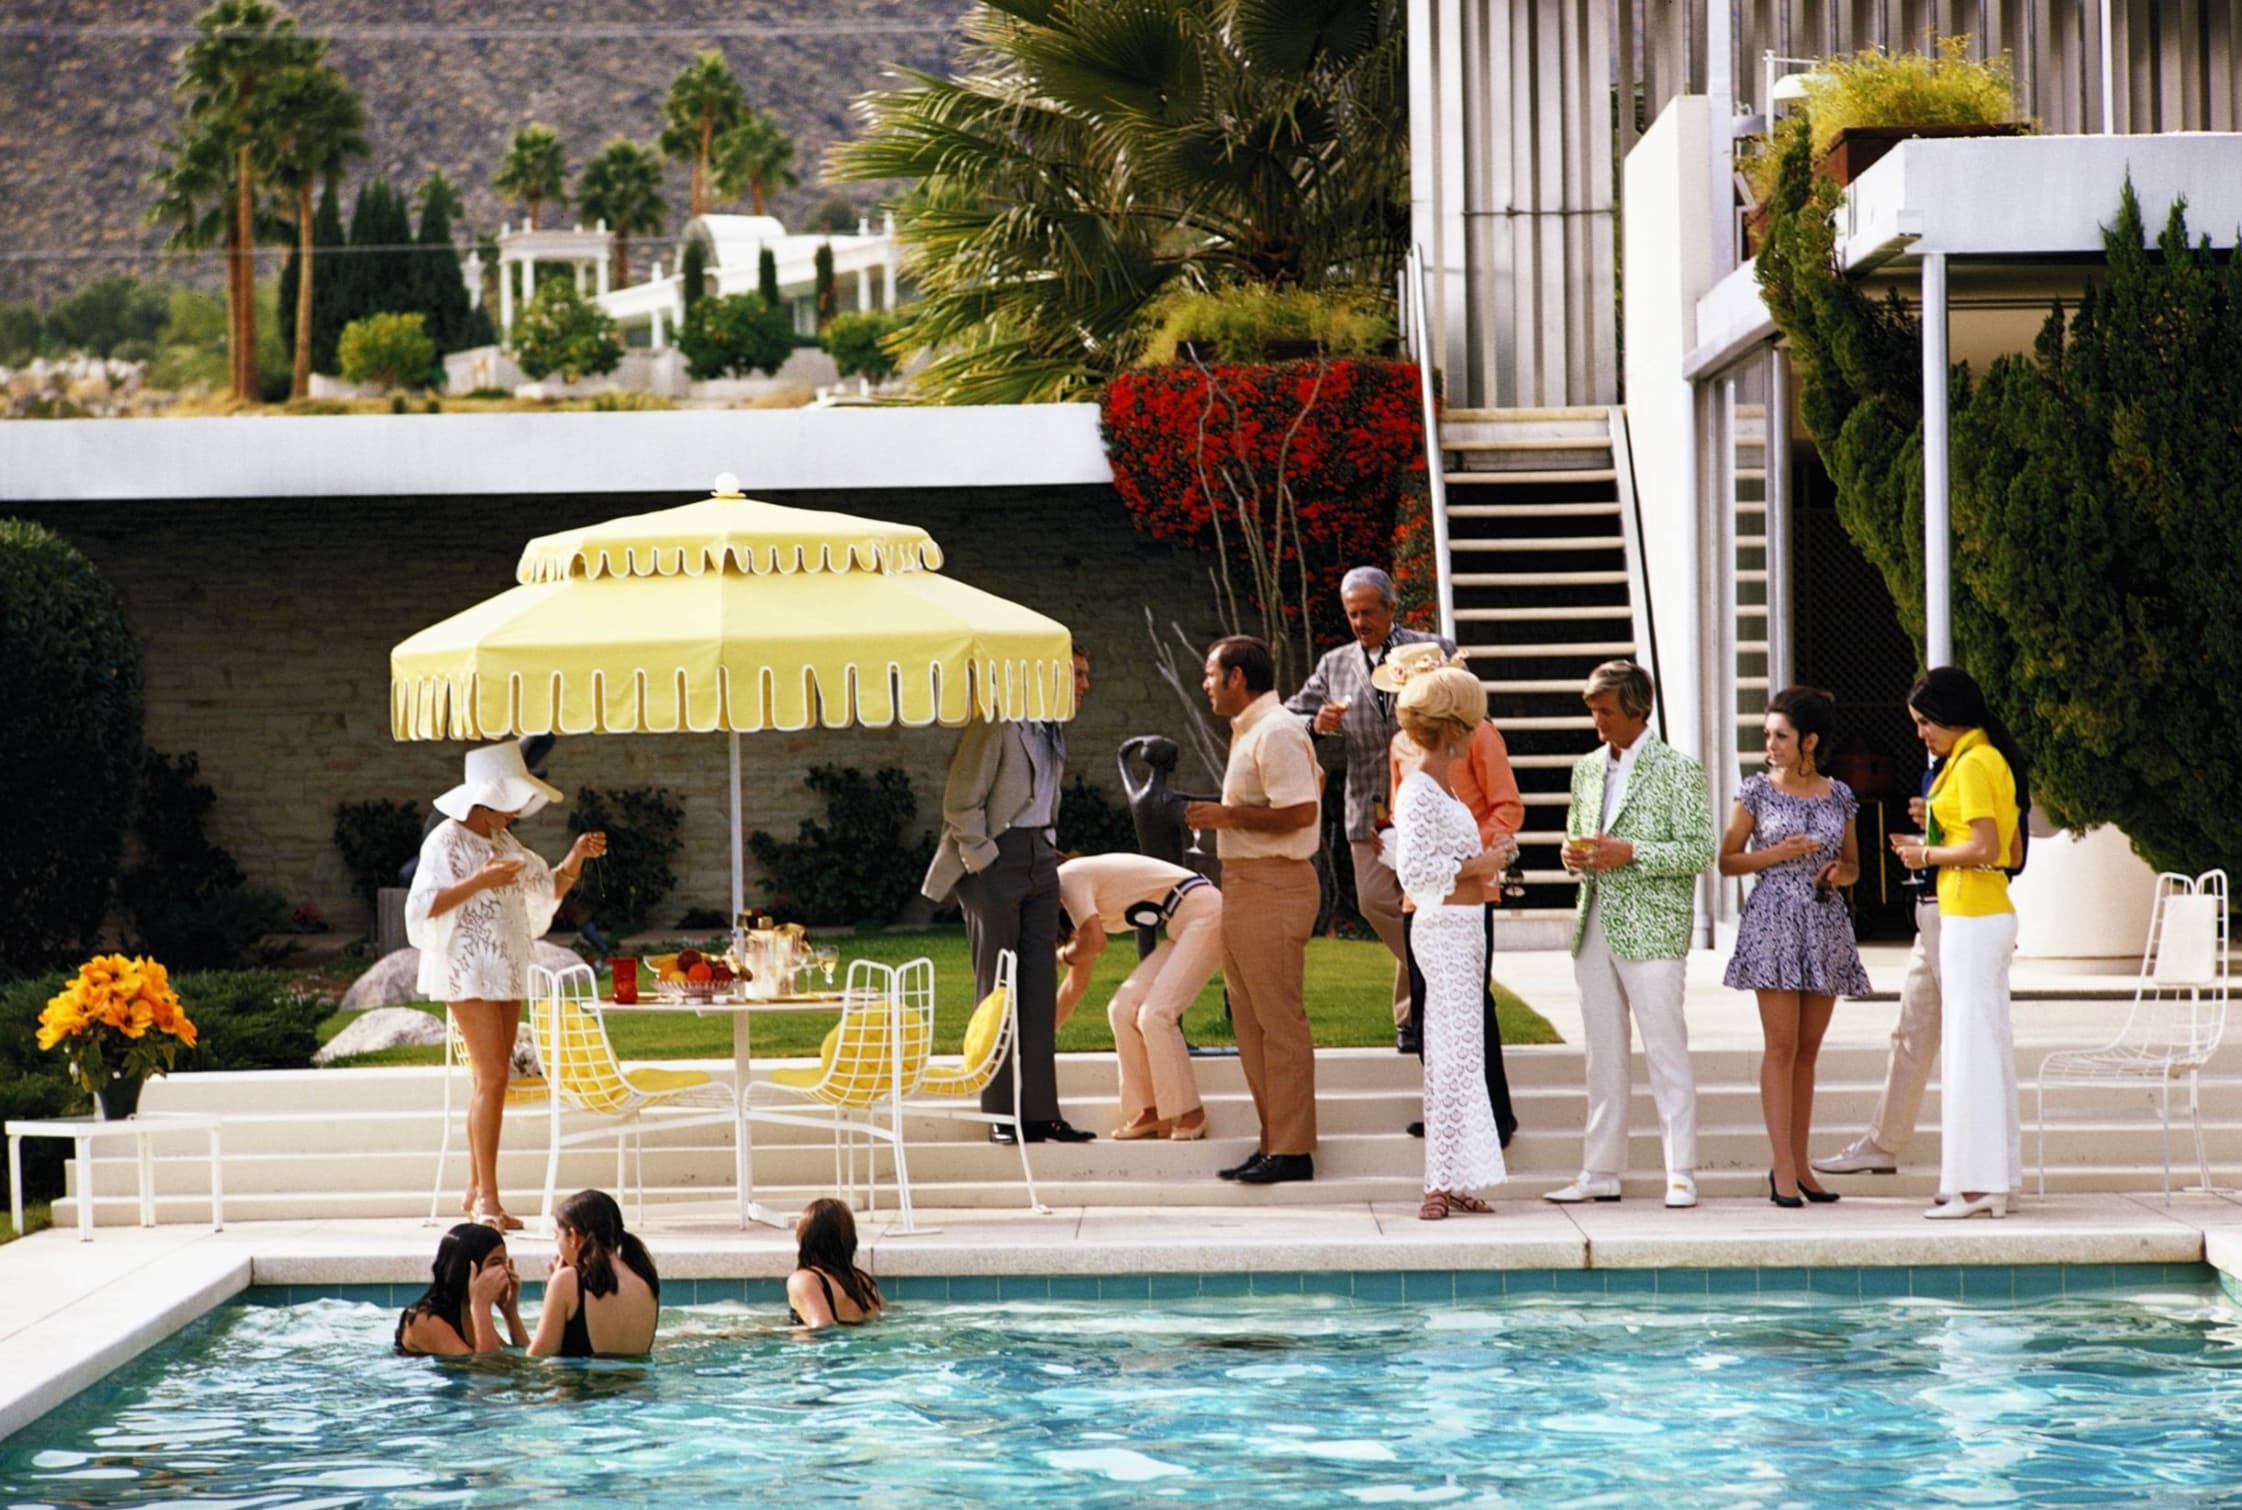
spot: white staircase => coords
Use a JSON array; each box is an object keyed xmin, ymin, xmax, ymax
[
  {"xmin": 1436, "ymin": 405, "xmax": 1649, "ymax": 947},
  {"xmin": 51, "ymin": 1043, "xmax": 2242, "ymax": 1223}
]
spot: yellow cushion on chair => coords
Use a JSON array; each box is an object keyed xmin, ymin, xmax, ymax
[
  {"xmin": 770, "ymin": 1023, "xmax": 845, "ymax": 1090},
  {"xmin": 622, "ymin": 1067, "xmax": 712, "ymax": 1095},
  {"xmin": 920, "ymin": 987, "xmax": 1007, "ymax": 1098},
  {"xmin": 765, "ymin": 999, "xmax": 924, "ymax": 1106}
]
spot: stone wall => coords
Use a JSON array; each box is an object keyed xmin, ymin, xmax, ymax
[{"xmin": 19, "ymin": 484, "xmax": 1223, "ymax": 930}]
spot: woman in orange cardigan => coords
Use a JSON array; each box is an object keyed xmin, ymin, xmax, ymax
[{"xmin": 1380, "ymin": 645, "xmax": 1525, "ymax": 1145}]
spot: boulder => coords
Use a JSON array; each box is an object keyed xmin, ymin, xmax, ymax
[
  {"xmin": 315, "ymin": 1006, "xmax": 447, "ymax": 1065},
  {"xmin": 338, "ymin": 942, "xmax": 587, "ymax": 1011}
]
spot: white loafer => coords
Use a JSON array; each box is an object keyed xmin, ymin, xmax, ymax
[
  {"xmin": 1543, "ymin": 1174, "xmax": 1622, "ymax": 1204},
  {"xmin": 1924, "ymin": 1193, "xmax": 2006, "ymax": 1220},
  {"xmin": 1811, "ymin": 1138, "xmax": 1898, "ymax": 1175},
  {"xmin": 1664, "ymin": 1175, "xmax": 1698, "ymax": 1209}
]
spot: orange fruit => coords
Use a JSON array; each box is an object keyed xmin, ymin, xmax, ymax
[{"xmin": 686, "ymin": 961, "xmax": 713, "ymax": 983}]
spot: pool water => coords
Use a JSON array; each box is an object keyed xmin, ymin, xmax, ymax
[{"xmin": 8, "ymin": 1285, "xmax": 2242, "ymax": 1506}]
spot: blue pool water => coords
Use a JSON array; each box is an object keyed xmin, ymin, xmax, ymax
[{"xmin": 8, "ymin": 1282, "xmax": 2242, "ymax": 1506}]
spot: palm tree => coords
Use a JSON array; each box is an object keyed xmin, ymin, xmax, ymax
[
  {"xmin": 658, "ymin": 49, "xmax": 746, "ymax": 218},
  {"xmin": 168, "ymin": 0, "xmax": 317, "ymax": 400},
  {"xmin": 494, "ymin": 123, "xmax": 569, "ymax": 229},
  {"xmin": 830, "ymin": 0, "xmax": 1407, "ymax": 403},
  {"xmin": 713, "ymin": 109, "xmax": 798, "ymax": 217},
  {"xmin": 575, "ymin": 139, "xmax": 668, "ymax": 288},
  {"xmin": 259, "ymin": 61, "xmax": 367, "ymax": 398}
]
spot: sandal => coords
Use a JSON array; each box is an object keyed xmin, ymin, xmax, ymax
[
  {"xmin": 1444, "ymin": 1191, "xmax": 1493, "ymax": 1215},
  {"xmin": 1418, "ymin": 1193, "xmax": 1451, "ymax": 1221},
  {"xmin": 1111, "ymin": 1114, "xmax": 1172, "ymax": 1141},
  {"xmin": 473, "ymin": 1204, "xmax": 524, "ymax": 1232}
]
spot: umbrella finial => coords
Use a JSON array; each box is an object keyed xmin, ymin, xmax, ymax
[{"xmin": 712, "ymin": 472, "xmax": 744, "ymax": 498}]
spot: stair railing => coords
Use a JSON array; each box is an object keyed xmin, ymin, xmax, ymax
[{"xmin": 1402, "ymin": 243, "xmax": 1456, "ymax": 644}]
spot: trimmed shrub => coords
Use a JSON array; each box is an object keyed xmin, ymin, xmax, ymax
[
  {"xmin": 119, "ymin": 751, "xmax": 287, "ymax": 971},
  {"xmin": 334, "ymin": 798, "xmax": 426, "ymax": 907},
  {"xmin": 339, "ymin": 311, "xmax": 436, "ymax": 390},
  {"xmin": 510, "ymin": 280, "xmax": 623, "ymax": 384},
  {"xmin": 748, "ymin": 765, "xmax": 935, "ymax": 926},
  {"xmin": 0, "ymin": 521, "xmax": 144, "ymax": 979},
  {"xmin": 1800, "ymin": 36, "xmax": 2019, "ymax": 158},
  {"xmin": 565, "ymin": 787, "xmax": 684, "ymax": 938},
  {"xmin": 679, "ymin": 293, "xmax": 793, "ymax": 380},
  {"xmin": 821, "ymin": 310, "xmax": 904, "ymax": 382}
]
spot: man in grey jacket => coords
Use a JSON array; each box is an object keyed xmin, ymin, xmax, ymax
[
  {"xmin": 1284, "ymin": 567, "xmax": 1454, "ymax": 1051},
  {"xmin": 921, "ymin": 650, "xmax": 1096, "ymax": 1144}
]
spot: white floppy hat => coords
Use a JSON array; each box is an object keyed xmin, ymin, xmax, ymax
[
  {"xmin": 1370, "ymin": 642, "xmax": 1465, "ymax": 694},
  {"xmin": 434, "ymin": 741, "xmax": 564, "ymax": 822}
]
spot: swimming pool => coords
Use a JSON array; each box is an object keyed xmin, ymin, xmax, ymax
[{"xmin": 7, "ymin": 1278, "xmax": 2242, "ymax": 1506}]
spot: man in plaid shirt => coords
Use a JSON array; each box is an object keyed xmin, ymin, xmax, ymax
[{"xmin": 1284, "ymin": 566, "xmax": 1455, "ymax": 1051}]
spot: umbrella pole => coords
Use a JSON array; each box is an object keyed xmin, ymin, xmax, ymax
[{"xmin": 729, "ymin": 729, "xmax": 744, "ymax": 923}]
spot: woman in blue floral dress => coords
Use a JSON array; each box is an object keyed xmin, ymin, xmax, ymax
[{"xmin": 1719, "ymin": 687, "xmax": 1871, "ymax": 1207}]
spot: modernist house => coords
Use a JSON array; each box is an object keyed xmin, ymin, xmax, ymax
[{"xmin": 1405, "ymin": 0, "xmax": 2242, "ymax": 949}]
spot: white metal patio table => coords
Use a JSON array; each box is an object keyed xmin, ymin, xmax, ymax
[{"xmin": 6, "ymin": 1112, "xmax": 224, "ymax": 1242}]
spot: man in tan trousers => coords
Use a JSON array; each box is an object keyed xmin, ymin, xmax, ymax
[
  {"xmin": 1187, "ymin": 635, "xmax": 1322, "ymax": 1185},
  {"xmin": 1055, "ymin": 853, "xmax": 1223, "ymax": 1142}
]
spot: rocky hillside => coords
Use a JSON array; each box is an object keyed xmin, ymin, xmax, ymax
[{"xmin": 0, "ymin": 1, "xmax": 970, "ymax": 304}]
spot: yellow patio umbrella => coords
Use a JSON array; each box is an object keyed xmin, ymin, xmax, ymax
[{"xmin": 391, "ymin": 476, "xmax": 1077, "ymax": 915}]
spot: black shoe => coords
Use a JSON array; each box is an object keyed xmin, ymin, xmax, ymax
[
  {"xmin": 1768, "ymin": 1171, "xmax": 1804, "ymax": 1209},
  {"xmin": 1236, "ymin": 1153, "xmax": 1313, "ymax": 1185},
  {"xmin": 1033, "ymin": 1119, "xmax": 1096, "ymax": 1144},
  {"xmin": 989, "ymin": 1125, "xmax": 1020, "ymax": 1146},
  {"xmin": 1396, "ymin": 1028, "xmax": 1421, "ymax": 1055},
  {"xmin": 1218, "ymin": 1152, "xmax": 1269, "ymax": 1181},
  {"xmin": 1800, "ymin": 1181, "xmax": 1841, "ymax": 1204},
  {"xmin": 1405, "ymin": 1121, "xmax": 1425, "ymax": 1138}
]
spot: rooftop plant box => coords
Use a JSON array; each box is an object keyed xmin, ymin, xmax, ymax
[{"xmin": 1814, "ymin": 121, "xmax": 2032, "ymax": 187}]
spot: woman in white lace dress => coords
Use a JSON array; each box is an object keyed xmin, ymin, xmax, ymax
[
  {"xmin": 407, "ymin": 742, "xmax": 605, "ymax": 1230},
  {"xmin": 1392, "ymin": 665, "xmax": 1514, "ymax": 1220}
]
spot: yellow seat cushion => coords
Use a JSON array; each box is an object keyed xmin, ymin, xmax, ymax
[
  {"xmin": 501, "ymin": 1075, "xmax": 549, "ymax": 1106},
  {"xmin": 622, "ymin": 1067, "xmax": 713, "ymax": 1095},
  {"xmin": 765, "ymin": 1000, "xmax": 923, "ymax": 1105},
  {"xmin": 920, "ymin": 987, "xmax": 1007, "ymax": 1098}
]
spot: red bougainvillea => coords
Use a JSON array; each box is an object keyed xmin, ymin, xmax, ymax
[
  {"xmin": 1389, "ymin": 474, "xmax": 1438, "ymax": 632},
  {"xmin": 1100, "ymin": 359, "xmax": 1427, "ymax": 655}
]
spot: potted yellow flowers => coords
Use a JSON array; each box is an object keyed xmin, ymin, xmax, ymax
[{"xmin": 36, "ymin": 954, "xmax": 198, "ymax": 1120}]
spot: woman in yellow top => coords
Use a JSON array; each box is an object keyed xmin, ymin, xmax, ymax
[{"xmin": 1889, "ymin": 668, "xmax": 2029, "ymax": 1221}]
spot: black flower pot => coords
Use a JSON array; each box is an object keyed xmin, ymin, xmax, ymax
[{"xmin": 96, "ymin": 1076, "xmax": 145, "ymax": 1121}]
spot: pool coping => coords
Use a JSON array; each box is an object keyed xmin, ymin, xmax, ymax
[{"xmin": 6, "ymin": 1190, "xmax": 2242, "ymax": 1440}]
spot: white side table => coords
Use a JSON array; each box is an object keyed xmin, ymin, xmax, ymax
[{"xmin": 6, "ymin": 1113, "xmax": 224, "ymax": 1243}]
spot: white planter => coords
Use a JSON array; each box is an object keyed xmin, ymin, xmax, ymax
[{"xmin": 2009, "ymin": 824, "xmax": 2159, "ymax": 959}]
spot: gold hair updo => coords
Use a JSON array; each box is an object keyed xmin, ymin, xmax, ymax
[{"xmin": 1397, "ymin": 665, "xmax": 1486, "ymax": 755}]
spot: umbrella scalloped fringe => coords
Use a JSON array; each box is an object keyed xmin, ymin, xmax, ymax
[
  {"xmin": 516, "ymin": 535, "xmax": 945, "ymax": 585},
  {"xmin": 389, "ymin": 656, "xmax": 1077, "ymax": 740}
]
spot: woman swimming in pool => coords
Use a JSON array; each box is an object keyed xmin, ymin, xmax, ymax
[
  {"xmin": 787, "ymin": 1198, "xmax": 884, "ymax": 1331},
  {"xmin": 529, "ymin": 1189, "xmax": 661, "ymax": 1358},
  {"xmin": 395, "ymin": 1221, "xmax": 527, "ymax": 1355}
]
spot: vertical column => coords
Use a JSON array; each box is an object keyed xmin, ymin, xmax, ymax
[
  {"xmin": 651, "ymin": 305, "xmax": 666, "ymax": 351},
  {"xmin": 1921, "ymin": 251, "xmax": 1952, "ymax": 667},
  {"xmin": 1764, "ymin": 347, "xmax": 1793, "ymax": 690},
  {"xmin": 596, "ymin": 253, "xmax": 610, "ymax": 297},
  {"xmin": 857, "ymin": 265, "xmax": 872, "ymax": 312},
  {"xmin": 882, "ymin": 211, "xmax": 899, "ymax": 310},
  {"xmin": 498, "ymin": 251, "xmax": 513, "ymax": 337}
]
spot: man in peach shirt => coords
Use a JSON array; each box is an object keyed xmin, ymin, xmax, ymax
[{"xmin": 1381, "ymin": 644, "xmax": 1525, "ymax": 1145}]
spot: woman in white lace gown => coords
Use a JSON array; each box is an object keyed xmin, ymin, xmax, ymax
[
  {"xmin": 407, "ymin": 742, "xmax": 604, "ymax": 1230},
  {"xmin": 1392, "ymin": 665, "xmax": 1514, "ymax": 1220}
]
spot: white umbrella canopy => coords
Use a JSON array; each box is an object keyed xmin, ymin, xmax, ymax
[{"xmin": 391, "ymin": 477, "xmax": 1077, "ymax": 916}]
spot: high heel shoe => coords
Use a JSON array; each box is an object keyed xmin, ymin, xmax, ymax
[
  {"xmin": 1924, "ymin": 1192, "xmax": 2006, "ymax": 1221},
  {"xmin": 1768, "ymin": 1171, "xmax": 1804, "ymax": 1209},
  {"xmin": 1798, "ymin": 1177, "xmax": 1840, "ymax": 1204}
]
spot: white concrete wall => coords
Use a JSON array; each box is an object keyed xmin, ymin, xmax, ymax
[
  {"xmin": 1620, "ymin": 96, "xmax": 1718, "ymax": 768},
  {"xmin": 0, "ymin": 404, "xmax": 1113, "ymax": 501},
  {"xmin": 2012, "ymin": 825, "xmax": 2162, "ymax": 961}
]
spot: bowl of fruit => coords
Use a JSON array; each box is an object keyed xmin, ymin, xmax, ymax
[{"xmin": 645, "ymin": 948, "xmax": 737, "ymax": 1002}]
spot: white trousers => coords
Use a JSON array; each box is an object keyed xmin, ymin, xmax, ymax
[
  {"xmin": 1573, "ymin": 905, "xmax": 1697, "ymax": 1178},
  {"xmin": 1936, "ymin": 911, "xmax": 2021, "ymax": 1196},
  {"xmin": 1867, "ymin": 900, "xmax": 1943, "ymax": 1153}
]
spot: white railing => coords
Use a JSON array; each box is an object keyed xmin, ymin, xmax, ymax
[{"xmin": 1402, "ymin": 243, "xmax": 1456, "ymax": 643}]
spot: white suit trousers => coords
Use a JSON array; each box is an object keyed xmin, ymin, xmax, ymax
[
  {"xmin": 1867, "ymin": 900, "xmax": 1944, "ymax": 1154},
  {"xmin": 1937, "ymin": 910, "xmax": 2021, "ymax": 1196},
  {"xmin": 1572, "ymin": 905, "xmax": 1697, "ymax": 1178}
]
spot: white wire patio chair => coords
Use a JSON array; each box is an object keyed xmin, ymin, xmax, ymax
[
  {"xmin": 902, "ymin": 947, "xmax": 1046, "ymax": 1214},
  {"xmin": 526, "ymin": 961, "xmax": 748, "ymax": 1229},
  {"xmin": 2035, "ymin": 869, "xmax": 2230, "ymax": 1202},
  {"xmin": 746, "ymin": 957, "xmax": 934, "ymax": 1233}
]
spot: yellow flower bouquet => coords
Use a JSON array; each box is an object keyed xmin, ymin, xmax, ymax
[{"xmin": 36, "ymin": 953, "xmax": 199, "ymax": 1102}]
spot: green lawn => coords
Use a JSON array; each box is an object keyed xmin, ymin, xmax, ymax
[
  {"xmin": 0, "ymin": 1203, "xmax": 50, "ymax": 1246},
  {"xmin": 319, "ymin": 928, "xmax": 1557, "ymax": 1066}
]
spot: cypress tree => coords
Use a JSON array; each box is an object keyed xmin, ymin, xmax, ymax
[
  {"xmin": 411, "ymin": 172, "xmax": 476, "ymax": 353},
  {"xmin": 813, "ymin": 241, "xmax": 834, "ymax": 330},
  {"xmin": 758, "ymin": 244, "xmax": 779, "ymax": 306},
  {"xmin": 344, "ymin": 179, "xmax": 418, "ymax": 327},
  {"xmin": 280, "ymin": 182, "xmax": 349, "ymax": 374},
  {"xmin": 681, "ymin": 235, "xmax": 708, "ymax": 312}
]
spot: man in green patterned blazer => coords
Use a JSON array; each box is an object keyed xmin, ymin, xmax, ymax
[{"xmin": 1545, "ymin": 660, "xmax": 1715, "ymax": 1210}]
